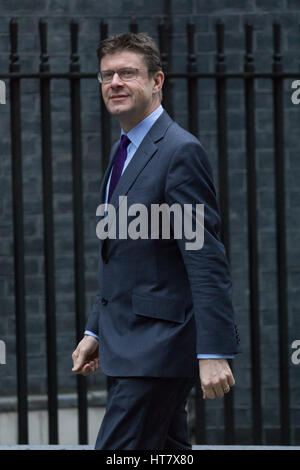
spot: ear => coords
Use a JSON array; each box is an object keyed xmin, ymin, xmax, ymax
[{"xmin": 152, "ymin": 70, "xmax": 164, "ymax": 95}]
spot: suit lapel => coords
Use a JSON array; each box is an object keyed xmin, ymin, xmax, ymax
[
  {"xmin": 102, "ymin": 110, "xmax": 174, "ymax": 236},
  {"xmin": 109, "ymin": 134, "xmax": 157, "ymax": 208},
  {"xmin": 99, "ymin": 141, "xmax": 119, "ymax": 204},
  {"xmin": 110, "ymin": 110, "xmax": 173, "ymax": 208}
]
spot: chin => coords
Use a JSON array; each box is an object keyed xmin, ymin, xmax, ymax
[{"xmin": 110, "ymin": 105, "xmax": 132, "ymax": 115}]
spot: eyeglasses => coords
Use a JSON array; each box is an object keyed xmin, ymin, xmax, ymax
[{"xmin": 97, "ymin": 67, "xmax": 150, "ymax": 84}]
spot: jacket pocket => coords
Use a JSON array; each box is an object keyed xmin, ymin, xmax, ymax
[{"xmin": 132, "ymin": 293, "xmax": 185, "ymax": 324}]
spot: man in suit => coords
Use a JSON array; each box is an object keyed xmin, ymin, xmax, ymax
[{"xmin": 72, "ymin": 32, "xmax": 241, "ymax": 450}]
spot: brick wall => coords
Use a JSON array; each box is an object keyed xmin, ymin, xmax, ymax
[{"xmin": 0, "ymin": 0, "xmax": 300, "ymax": 445}]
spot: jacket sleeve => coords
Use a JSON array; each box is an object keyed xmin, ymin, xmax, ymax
[
  {"xmin": 164, "ymin": 139, "xmax": 241, "ymax": 355},
  {"xmin": 85, "ymin": 291, "xmax": 101, "ymax": 335}
]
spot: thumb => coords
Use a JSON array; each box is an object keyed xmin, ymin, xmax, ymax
[{"xmin": 72, "ymin": 349, "xmax": 86, "ymax": 372}]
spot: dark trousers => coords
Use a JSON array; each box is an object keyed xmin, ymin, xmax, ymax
[{"xmin": 95, "ymin": 376, "xmax": 196, "ymax": 450}]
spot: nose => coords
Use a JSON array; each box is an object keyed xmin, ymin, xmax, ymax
[{"xmin": 110, "ymin": 72, "xmax": 124, "ymax": 87}]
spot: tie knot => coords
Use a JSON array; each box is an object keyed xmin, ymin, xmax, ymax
[{"xmin": 120, "ymin": 134, "xmax": 131, "ymax": 149}]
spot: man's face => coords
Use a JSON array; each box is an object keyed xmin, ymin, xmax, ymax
[{"xmin": 100, "ymin": 50, "xmax": 161, "ymax": 125}]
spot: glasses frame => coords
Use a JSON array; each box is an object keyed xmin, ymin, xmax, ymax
[{"xmin": 97, "ymin": 67, "xmax": 157, "ymax": 84}]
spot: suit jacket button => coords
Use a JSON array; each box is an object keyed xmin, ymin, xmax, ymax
[{"xmin": 101, "ymin": 298, "xmax": 108, "ymax": 306}]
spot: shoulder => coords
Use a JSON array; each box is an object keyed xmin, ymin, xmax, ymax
[
  {"xmin": 168, "ymin": 120, "xmax": 201, "ymax": 144},
  {"xmin": 161, "ymin": 120, "xmax": 215, "ymax": 190},
  {"xmin": 164, "ymin": 120, "xmax": 210, "ymax": 167},
  {"xmin": 162, "ymin": 120, "xmax": 208, "ymax": 161}
]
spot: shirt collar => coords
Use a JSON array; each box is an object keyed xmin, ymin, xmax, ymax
[{"xmin": 121, "ymin": 105, "xmax": 164, "ymax": 148}]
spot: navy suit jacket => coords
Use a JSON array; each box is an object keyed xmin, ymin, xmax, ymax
[{"xmin": 85, "ymin": 110, "xmax": 241, "ymax": 377}]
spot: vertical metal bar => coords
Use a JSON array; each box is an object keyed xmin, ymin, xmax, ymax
[
  {"xmin": 272, "ymin": 22, "xmax": 290, "ymax": 445},
  {"xmin": 39, "ymin": 18, "xmax": 58, "ymax": 444},
  {"xmin": 158, "ymin": 18, "xmax": 173, "ymax": 117},
  {"xmin": 163, "ymin": 0, "xmax": 173, "ymax": 117},
  {"xmin": 98, "ymin": 20, "xmax": 115, "ymax": 396},
  {"xmin": 70, "ymin": 19, "xmax": 88, "ymax": 444},
  {"xmin": 99, "ymin": 21, "xmax": 111, "ymax": 175},
  {"xmin": 187, "ymin": 21, "xmax": 198, "ymax": 137},
  {"xmin": 215, "ymin": 21, "xmax": 235, "ymax": 445},
  {"xmin": 9, "ymin": 18, "xmax": 28, "ymax": 445},
  {"xmin": 129, "ymin": 17, "xmax": 138, "ymax": 34},
  {"xmin": 195, "ymin": 381, "xmax": 205, "ymax": 444},
  {"xmin": 163, "ymin": 0, "xmax": 172, "ymax": 18},
  {"xmin": 186, "ymin": 20, "xmax": 206, "ymax": 444},
  {"xmin": 244, "ymin": 22, "xmax": 262, "ymax": 444},
  {"xmin": 216, "ymin": 22, "xmax": 230, "ymax": 248}
]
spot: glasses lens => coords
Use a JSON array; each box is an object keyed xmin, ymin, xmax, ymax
[
  {"xmin": 101, "ymin": 71, "xmax": 114, "ymax": 83},
  {"xmin": 118, "ymin": 68, "xmax": 137, "ymax": 81},
  {"xmin": 98, "ymin": 68, "xmax": 138, "ymax": 83}
]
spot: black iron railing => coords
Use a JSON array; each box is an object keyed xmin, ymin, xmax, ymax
[{"xmin": 0, "ymin": 16, "xmax": 299, "ymax": 446}]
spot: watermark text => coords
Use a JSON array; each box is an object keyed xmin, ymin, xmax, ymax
[
  {"xmin": 0, "ymin": 80, "xmax": 6, "ymax": 104},
  {"xmin": 96, "ymin": 197, "xmax": 205, "ymax": 251},
  {"xmin": 291, "ymin": 80, "xmax": 300, "ymax": 105},
  {"xmin": 0, "ymin": 340, "xmax": 6, "ymax": 365},
  {"xmin": 291, "ymin": 340, "xmax": 300, "ymax": 365}
]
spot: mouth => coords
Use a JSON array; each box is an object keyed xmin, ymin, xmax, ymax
[{"xmin": 110, "ymin": 95, "xmax": 129, "ymax": 101}]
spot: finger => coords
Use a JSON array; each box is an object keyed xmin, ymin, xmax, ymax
[
  {"xmin": 212, "ymin": 382, "xmax": 225, "ymax": 399},
  {"xmin": 72, "ymin": 357, "xmax": 84, "ymax": 372},
  {"xmin": 82, "ymin": 360, "xmax": 98, "ymax": 376},
  {"xmin": 81, "ymin": 364, "xmax": 92, "ymax": 376},
  {"xmin": 71, "ymin": 349, "xmax": 79, "ymax": 366},
  {"xmin": 228, "ymin": 375, "xmax": 235, "ymax": 387},
  {"xmin": 207, "ymin": 389, "xmax": 217, "ymax": 399},
  {"xmin": 72, "ymin": 362, "xmax": 82, "ymax": 372},
  {"xmin": 72, "ymin": 354, "xmax": 88, "ymax": 373},
  {"xmin": 72, "ymin": 349, "xmax": 78, "ymax": 360},
  {"xmin": 221, "ymin": 382, "xmax": 230, "ymax": 394},
  {"xmin": 201, "ymin": 381, "xmax": 214, "ymax": 399},
  {"xmin": 72, "ymin": 367, "xmax": 83, "ymax": 374},
  {"xmin": 88, "ymin": 361, "xmax": 96, "ymax": 373},
  {"xmin": 203, "ymin": 386, "xmax": 217, "ymax": 400}
]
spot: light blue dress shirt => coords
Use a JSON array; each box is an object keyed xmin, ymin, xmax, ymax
[{"xmin": 85, "ymin": 105, "xmax": 233, "ymax": 360}]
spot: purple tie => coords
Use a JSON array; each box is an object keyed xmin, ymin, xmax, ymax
[{"xmin": 108, "ymin": 134, "xmax": 131, "ymax": 202}]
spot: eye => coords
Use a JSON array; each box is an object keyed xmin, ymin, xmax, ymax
[
  {"xmin": 120, "ymin": 68, "xmax": 136, "ymax": 79},
  {"xmin": 102, "ymin": 71, "xmax": 114, "ymax": 81}
]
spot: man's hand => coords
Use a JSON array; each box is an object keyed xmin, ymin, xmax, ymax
[
  {"xmin": 72, "ymin": 335, "xmax": 100, "ymax": 376},
  {"xmin": 199, "ymin": 358, "xmax": 235, "ymax": 399}
]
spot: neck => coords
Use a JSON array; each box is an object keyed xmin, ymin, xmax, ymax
[{"xmin": 118, "ymin": 101, "xmax": 161, "ymax": 133}]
